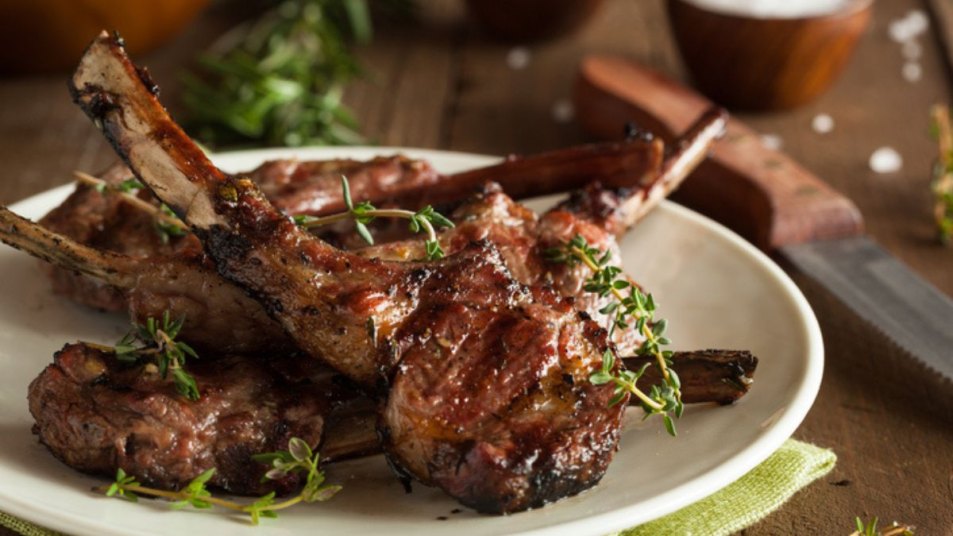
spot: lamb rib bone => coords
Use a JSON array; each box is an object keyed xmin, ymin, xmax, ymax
[
  {"xmin": 54, "ymin": 30, "xmax": 723, "ymax": 360},
  {"xmin": 71, "ymin": 30, "xmax": 626, "ymax": 514},
  {"xmin": 0, "ymin": 204, "xmax": 292, "ymax": 355}
]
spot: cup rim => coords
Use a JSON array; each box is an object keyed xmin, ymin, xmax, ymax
[{"xmin": 668, "ymin": 0, "xmax": 873, "ymax": 22}]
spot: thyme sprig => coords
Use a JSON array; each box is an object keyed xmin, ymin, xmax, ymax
[
  {"xmin": 294, "ymin": 175, "xmax": 454, "ymax": 260},
  {"xmin": 181, "ymin": 0, "xmax": 374, "ymax": 147},
  {"xmin": 930, "ymin": 105, "xmax": 953, "ymax": 244},
  {"xmin": 112, "ymin": 311, "xmax": 200, "ymax": 401},
  {"xmin": 851, "ymin": 516, "xmax": 915, "ymax": 536},
  {"xmin": 97, "ymin": 437, "xmax": 340, "ymax": 525},
  {"xmin": 74, "ymin": 171, "xmax": 188, "ymax": 244},
  {"xmin": 547, "ymin": 235, "xmax": 683, "ymax": 435}
]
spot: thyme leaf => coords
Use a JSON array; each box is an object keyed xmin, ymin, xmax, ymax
[
  {"xmin": 112, "ymin": 311, "xmax": 201, "ymax": 401},
  {"xmin": 547, "ymin": 235, "xmax": 683, "ymax": 436},
  {"xmin": 851, "ymin": 516, "xmax": 915, "ymax": 536},
  {"xmin": 294, "ymin": 175, "xmax": 454, "ymax": 260},
  {"xmin": 96, "ymin": 437, "xmax": 340, "ymax": 525},
  {"xmin": 75, "ymin": 171, "xmax": 188, "ymax": 244}
]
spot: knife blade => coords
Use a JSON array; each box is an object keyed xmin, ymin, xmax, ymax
[{"xmin": 573, "ymin": 55, "xmax": 953, "ymax": 382}]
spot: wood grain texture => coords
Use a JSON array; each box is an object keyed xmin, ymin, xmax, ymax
[{"xmin": 1, "ymin": 0, "xmax": 952, "ymax": 534}]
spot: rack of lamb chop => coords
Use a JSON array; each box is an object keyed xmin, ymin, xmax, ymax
[
  {"xmin": 10, "ymin": 94, "xmax": 758, "ymax": 503},
  {"xmin": 0, "ymin": 118, "xmax": 714, "ymax": 357},
  {"xmin": 62, "ymin": 31, "xmax": 736, "ymax": 513},
  {"xmin": 28, "ymin": 342, "xmax": 755, "ymax": 496}
]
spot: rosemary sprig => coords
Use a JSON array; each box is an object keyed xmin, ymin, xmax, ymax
[
  {"xmin": 97, "ymin": 437, "xmax": 340, "ymax": 525},
  {"xmin": 930, "ymin": 105, "xmax": 953, "ymax": 244},
  {"xmin": 547, "ymin": 235, "xmax": 683, "ymax": 436},
  {"xmin": 851, "ymin": 516, "xmax": 915, "ymax": 536},
  {"xmin": 112, "ymin": 311, "xmax": 200, "ymax": 401},
  {"xmin": 181, "ymin": 0, "xmax": 374, "ymax": 148},
  {"xmin": 294, "ymin": 175, "xmax": 454, "ymax": 260},
  {"xmin": 74, "ymin": 171, "xmax": 188, "ymax": 244}
]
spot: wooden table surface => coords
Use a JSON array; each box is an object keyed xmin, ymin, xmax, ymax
[{"xmin": 1, "ymin": 1, "xmax": 951, "ymax": 534}]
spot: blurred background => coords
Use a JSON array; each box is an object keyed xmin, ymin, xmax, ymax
[{"xmin": 0, "ymin": 2, "xmax": 952, "ymax": 532}]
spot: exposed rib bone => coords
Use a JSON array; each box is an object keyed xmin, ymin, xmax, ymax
[
  {"xmin": 0, "ymin": 205, "xmax": 134, "ymax": 288},
  {"xmin": 0, "ymin": 203, "xmax": 293, "ymax": 355}
]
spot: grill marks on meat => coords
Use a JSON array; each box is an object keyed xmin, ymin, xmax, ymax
[
  {"xmin": 70, "ymin": 31, "xmax": 627, "ymax": 513},
  {"xmin": 356, "ymin": 110, "xmax": 727, "ymax": 356},
  {"xmin": 26, "ymin": 344, "xmax": 756, "ymax": 500},
  {"xmin": 28, "ymin": 343, "xmax": 335, "ymax": 495}
]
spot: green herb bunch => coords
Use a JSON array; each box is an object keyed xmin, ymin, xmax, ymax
[
  {"xmin": 113, "ymin": 311, "xmax": 200, "ymax": 401},
  {"xmin": 547, "ymin": 235, "xmax": 683, "ymax": 435},
  {"xmin": 294, "ymin": 176, "xmax": 454, "ymax": 259},
  {"xmin": 182, "ymin": 0, "xmax": 375, "ymax": 148},
  {"xmin": 100, "ymin": 437, "xmax": 340, "ymax": 525}
]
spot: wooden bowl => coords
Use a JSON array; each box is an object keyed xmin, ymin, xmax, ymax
[
  {"xmin": 0, "ymin": 0, "xmax": 208, "ymax": 74},
  {"xmin": 465, "ymin": 0, "xmax": 605, "ymax": 42},
  {"xmin": 667, "ymin": 0, "xmax": 872, "ymax": 110}
]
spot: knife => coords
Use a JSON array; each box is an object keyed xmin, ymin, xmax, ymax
[{"xmin": 573, "ymin": 55, "xmax": 953, "ymax": 382}]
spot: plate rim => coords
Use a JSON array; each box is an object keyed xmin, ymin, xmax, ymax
[{"xmin": 1, "ymin": 145, "xmax": 824, "ymax": 536}]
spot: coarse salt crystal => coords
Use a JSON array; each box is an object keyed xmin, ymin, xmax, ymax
[
  {"xmin": 552, "ymin": 100, "xmax": 574, "ymax": 123},
  {"xmin": 902, "ymin": 62, "xmax": 922, "ymax": 82},
  {"xmin": 889, "ymin": 10, "xmax": 929, "ymax": 43},
  {"xmin": 811, "ymin": 114, "xmax": 834, "ymax": 134},
  {"xmin": 905, "ymin": 10, "xmax": 929, "ymax": 34},
  {"xmin": 760, "ymin": 134, "xmax": 783, "ymax": 150},
  {"xmin": 869, "ymin": 147, "xmax": 903, "ymax": 174},
  {"xmin": 506, "ymin": 47, "xmax": 531, "ymax": 70}
]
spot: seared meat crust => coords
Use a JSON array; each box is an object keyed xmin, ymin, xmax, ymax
[{"xmin": 28, "ymin": 343, "xmax": 334, "ymax": 495}]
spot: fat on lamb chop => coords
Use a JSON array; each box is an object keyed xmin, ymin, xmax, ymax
[
  {"xmin": 28, "ymin": 343, "xmax": 756, "ymax": 496},
  {"xmin": 69, "ymin": 31, "xmax": 646, "ymax": 514}
]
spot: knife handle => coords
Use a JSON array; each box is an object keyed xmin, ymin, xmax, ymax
[{"xmin": 573, "ymin": 55, "xmax": 864, "ymax": 251}]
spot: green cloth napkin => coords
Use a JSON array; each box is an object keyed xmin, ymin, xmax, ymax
[
  {"xmin": 620, "ymin": 439, "xmax": 837, "ymax": 536},
  {"xmin": 1, "ymin": 439, "xmax": 835, "ymax": 536}
]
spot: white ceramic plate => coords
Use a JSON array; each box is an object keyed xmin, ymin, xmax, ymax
[{"xmin": 0, "ymin": 147, "xmax": 822, "ymax": 536}]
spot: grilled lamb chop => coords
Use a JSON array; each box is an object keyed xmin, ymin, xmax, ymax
[
  {"xmin": 353, "ymin": 109, "xmax": 726, "ymax": 354},
  {"xmin": 0, "ymin": 204, "xmax": 293, "ymax": 355},
  {"xmin": 28, "ymin": 345, "xmax": 755, "ymax": 496},
  {"xmin": 70, "ymin": 31, "xmax": 635, "ymax": 514},
  {"xmin": 40, "ymin": 137, "xmax": 661, "ymax": 312},
  {"xmin": 4, "ymin": 117, "xmax": 718, "ymax": 357},
  {"xmin": 1, "ymin": 121, "xmax": 710, "ymax": 356},
  {"xmin": 27, "ymin": 342, "xmax": 371, "ymax": 495}
]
